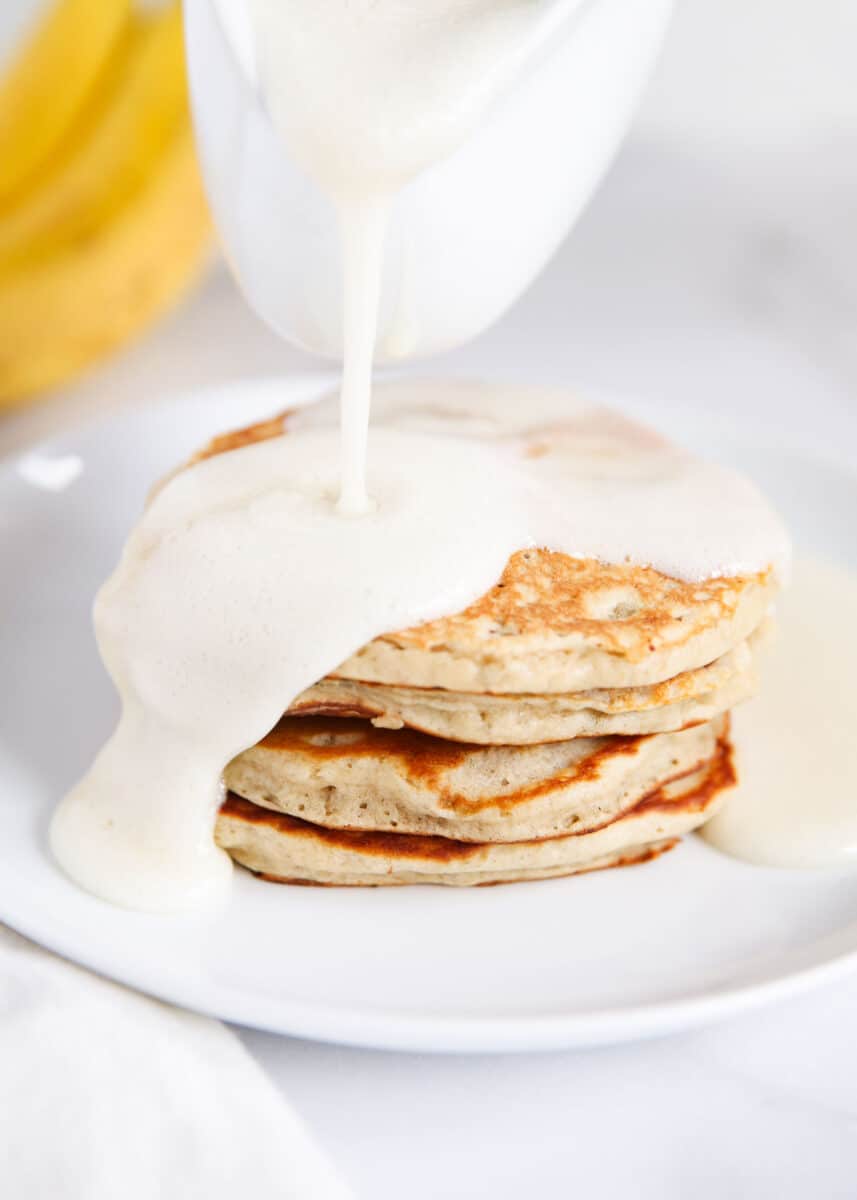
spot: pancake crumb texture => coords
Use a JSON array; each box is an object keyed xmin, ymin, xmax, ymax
[
  {"xmin": 224, "ymin": 716, "xmax": 726, "ymax": 844},
  {"xmin": 333, "ymin": 551, "xmax": 776, "ymax": 693},
  {"xmin": 216, "ymin": 725, "xmax": 736, "ymax": 886}
]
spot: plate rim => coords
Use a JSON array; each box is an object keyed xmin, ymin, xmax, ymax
[{"xmin": 2, "ymin": 906, "xmax": 857, "ymax": 1053}]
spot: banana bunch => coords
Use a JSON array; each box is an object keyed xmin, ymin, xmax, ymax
[{"xmin": 0, "ymin": 0, "xmax": 213, "ymax": 407}]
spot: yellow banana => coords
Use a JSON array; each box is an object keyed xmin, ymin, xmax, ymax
[
  {"xmin": 0, "ymin": 0, "xmax": 132, "ymax": 206},
  {"xmin": 0, "ymin": 127, "xmax": 211, "ymax": 405},
  {"xmin": 0, "ymin": 1, "xmax": 213, "ymax": 406},
  {"xmin": 0, "ymin": 5, "xmax": 187, "ymax": 269}
]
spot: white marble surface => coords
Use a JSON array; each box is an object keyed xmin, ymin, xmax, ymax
[
  {"xmin": 242, "ymin": 982, "xmax": 857, "ymax": 1200},
  {"xmin": 3, "ymin": 92, "xmax": 857, "ymax": 1200}
]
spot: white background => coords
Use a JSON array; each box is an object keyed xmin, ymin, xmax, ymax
[{"xmin": 2, "ymin": 2, "xmax": 857, "ymax": 1197}]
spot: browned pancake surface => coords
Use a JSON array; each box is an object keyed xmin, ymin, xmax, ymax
[{"xmin": 220, "ymin": 726, "xmax": 734, "ymax": 863}]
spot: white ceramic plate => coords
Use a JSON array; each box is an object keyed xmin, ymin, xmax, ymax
[{"xmin": 3, "ymin": 377, "xmax": 857, "ymax": 1053}]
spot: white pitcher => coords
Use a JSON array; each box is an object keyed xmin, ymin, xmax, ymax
[{"xmin": 184, "ymin": 0, "xmax": 673, "ymax": 362}]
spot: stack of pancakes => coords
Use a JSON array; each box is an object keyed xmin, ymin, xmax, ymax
[{"xmin": 196, "ymin": 393, "xmax": 778, "ymax": 887}]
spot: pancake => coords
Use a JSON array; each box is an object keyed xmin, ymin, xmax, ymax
[
  {"xmin": 333, "ymin": 550, "xmax": 774, "ymax": 692},
  {"xmin": 224, "ymin": 715, "xmax": 726, "ymax": 844},
  {"xmin": 183, "ymin": 389, "xmax": 780, "ymax": 696},
  {"xmin": 216, "ymin": 727, "xmax": 736, "ymax": 886},
  {"xmin": 187, "ymin": 385, "xmax": 765, "ymax": 889},
  {"xmin": 289, "ymin": 632, "xmax": 761, "ymax": 744}
]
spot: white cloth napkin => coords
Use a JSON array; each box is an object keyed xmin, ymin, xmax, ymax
[{"xmin": 0, "ymin": 926, "xmax": 354, "ymax": 1200}]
